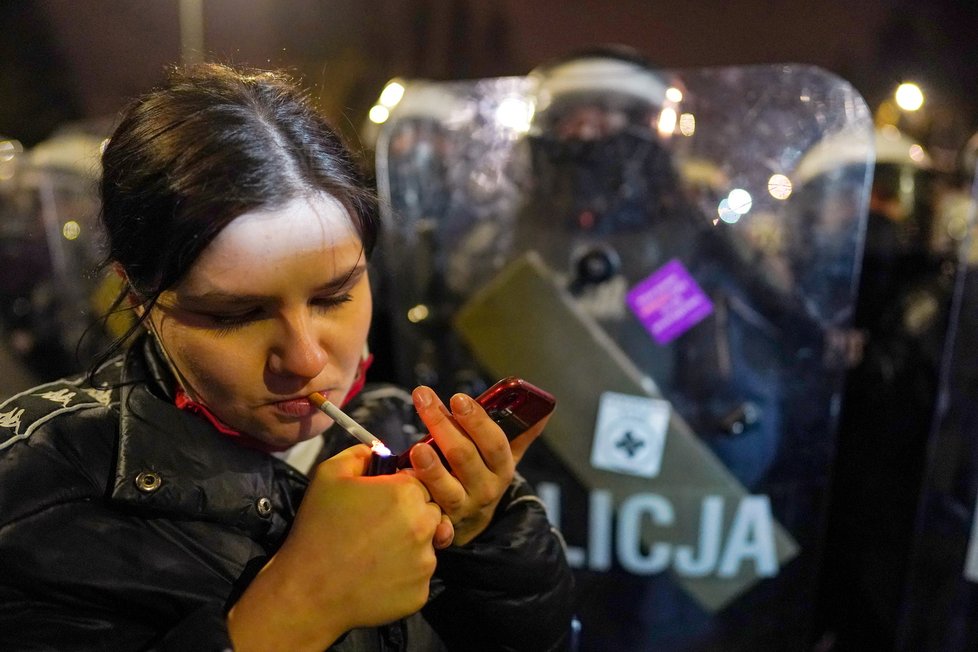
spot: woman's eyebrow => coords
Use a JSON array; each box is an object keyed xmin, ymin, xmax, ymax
[{"xmin": 177, "ymin": 264, "xmax": 367, "ymax": 305}]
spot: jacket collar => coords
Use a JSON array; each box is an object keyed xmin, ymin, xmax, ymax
[{"xmin": 109, "ymin": 336, "xmax": 306, "ymax": 542}]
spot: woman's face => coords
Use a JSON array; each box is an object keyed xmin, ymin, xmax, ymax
[{"xmin": 148, "ymin": 193, "xmax": 373, "ymax": 448}]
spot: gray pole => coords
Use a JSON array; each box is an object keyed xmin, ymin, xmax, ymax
[{"xmin": 179, "ymin": 0, "xmax": 205, "ymax": 64}]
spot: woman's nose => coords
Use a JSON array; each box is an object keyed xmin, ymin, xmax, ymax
[{"xmin": 266, "ymin": 313, "xmax": 328, "ymax": 379}]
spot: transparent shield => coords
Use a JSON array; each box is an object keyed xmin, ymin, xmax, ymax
[
  {"xmin": 896, "ymin": 168, "xmax": 978, "ymax": 651},
  {"xmin": 0, "ymin": 131, "xmax": 109, "ymax": 379},
  {"xmin": 375, "ymin": 64, "xmax": 873, "ymax": 649}
]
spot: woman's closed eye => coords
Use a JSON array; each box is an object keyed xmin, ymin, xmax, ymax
[
  {"xmin": 204, "ymin": 307, "xmax": 264, "ymax": 334},
  {"xmin": 200, "ymin": 293, "xmax": 353, "ymax": 334},
  {"xmin": 311, "ymin": 293, "xmax": 353, "ymax": 311}
]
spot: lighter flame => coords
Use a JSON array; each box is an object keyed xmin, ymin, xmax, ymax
[{"xmin": 371, "ymin": 441, "xmax": 393, "ymax": 457}]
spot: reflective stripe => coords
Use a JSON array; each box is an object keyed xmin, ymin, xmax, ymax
[{"xmin": 0, "ymin": 379, "xmax": 117, "ymax": 450}]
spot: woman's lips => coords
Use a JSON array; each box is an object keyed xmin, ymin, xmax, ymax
[{"xmin": 274, "ymin": 395, "xmax": 322, "ymax": 417}]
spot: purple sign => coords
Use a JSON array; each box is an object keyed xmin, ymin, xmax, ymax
[{"xmin": 625, "ymin": 259, "xmax": 713, "ymax": 345}]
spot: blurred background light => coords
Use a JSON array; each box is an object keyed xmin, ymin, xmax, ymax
[
  {"xmin": 717, "ymin": 198, "xmax": 741, "ymax": 224},
  {"xmin": 657, "ymin": 106, "xmax": 677, "ymax": 137},
  {"xmin": 727, "ymin": 188, "xmax": 753, "ymax": 214},
  {"xmin": 495, "ymin": 96, "xmax": 534, "ymax": 133},
  {"xmin": 62, "ymin": 220, "xmax": 81, "ymax": 240},
  {"xmin": 407, "ymin": 304, "xmax": 430, "ymax": 323},
  {"xmin": 767, "ymin": 173, "xmax": 793, "ymax": 200},
  {"xmin": 378, "ymin": 80, "xmax": 406, "ymax": 108},
  {"xmin": 368, "ymin": 104, "xmax": 391, "ymax": 124},
  {"xmin": 665, "ymin": 86, "xmax": 683, "ymax": 103},
  {"xmin": 895, "ymin": 82, "xmax": 924, "ymax": 112}
]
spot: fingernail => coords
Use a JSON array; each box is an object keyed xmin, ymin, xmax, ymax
[
  {"xmin": 451, "ymin": 393, "xmax": 473, "ymax": 415},
  {"xmin": 413, "ymin": 443, "xmax": 436, "ymax": 470},
  {"xmin": 413, "ymin": 386, "xmax": 432, "ymax": 408}
]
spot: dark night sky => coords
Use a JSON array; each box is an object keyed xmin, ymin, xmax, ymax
[{"xmin": 3, "ymin": 0, "xmax": 977, "ymax": 161}]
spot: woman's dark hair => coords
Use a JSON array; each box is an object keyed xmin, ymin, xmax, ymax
[{"xmin": 91, "ymin": 62, "xmax": 379, "ymax": 376}]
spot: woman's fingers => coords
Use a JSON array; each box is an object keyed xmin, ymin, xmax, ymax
[
  {"xmin": 411, "ymin": 386, "xmax": 512, "ymax": 474},
  {"xmin": 315, "ymin": 443, "xmax": 373, "ymax": 479},
  {"xmin": 507, "ymin": 412, "xmax": 552, "ymax": 464},
  {"xmin": 433, "ymin": 514, "xmax": 455, "ymax": 549},
  {"xmin": 411, "ymin": 385, "xmax": 520, "ymax": 545},
  {"xmin": 232, "ymin": 455, "xmax": 445, "ymax": 649},
  {"xmin": 448, "ymin": 394, "xmax": 513, "ymax": 472}
]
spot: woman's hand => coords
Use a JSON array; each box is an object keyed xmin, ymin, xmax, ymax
[
  {"xmin": 228, "ymin": 445, "xmax": 445, "ymax": 651},
  {"xmin": 407, "ymin": 386, "xmax": 551, "ymax": 547}
]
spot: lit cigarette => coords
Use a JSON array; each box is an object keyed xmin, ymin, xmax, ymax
[{"xmin": 308, "ymin": 392, "xmax": 392, "ymax": 456}]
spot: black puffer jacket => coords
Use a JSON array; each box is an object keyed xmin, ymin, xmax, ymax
[{"xmin": 0, "ymin": 337, "xmax": 575, "ymax": 650}]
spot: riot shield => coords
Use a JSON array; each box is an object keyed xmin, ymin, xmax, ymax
[
  {"xmin": 896, "ymin": 163, "xmax": 978, "ymax": 650},
  {"xmin": 0, "ymin": 130, "xmax": 110, "ymax": 380},
  {"xmin": 374, "ymin": 62, "xmax": 873, "ymax": 650}
]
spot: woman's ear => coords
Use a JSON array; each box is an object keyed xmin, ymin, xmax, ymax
[{"xmin": 112, "ymin": 262, "xmax": 144, "ymax": 318}]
